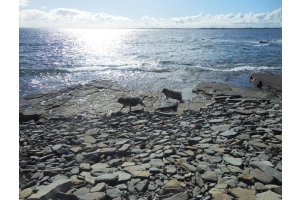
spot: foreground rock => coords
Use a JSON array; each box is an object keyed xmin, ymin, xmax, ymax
[{"xmin": 20, "ymin": 93, "xmax": 282, "ymax": 199}]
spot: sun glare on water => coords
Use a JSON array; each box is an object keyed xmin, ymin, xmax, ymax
[
  {"xmin": 59, "ymin": 28, "xmax": 140, "ymax": 70},
  {"xmin": 66, "ymin": 29, "xmax": 130, "ymax": 54}
]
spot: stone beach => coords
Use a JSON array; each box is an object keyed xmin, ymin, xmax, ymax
[{"xmin": 19, "ymin": 74, "xmax": 282, "ymax": 200}]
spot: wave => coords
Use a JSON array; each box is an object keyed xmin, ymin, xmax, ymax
[
  {"xmin": 194, "ymin": 65, "xmax": 281, "ymax": 72},
  {"xmin": 19, "ymin": 68, "xmax": 70, "ymax": 76}
]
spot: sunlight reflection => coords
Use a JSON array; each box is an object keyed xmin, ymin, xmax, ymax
[
  {"xmin": 57, "ymin": 29, "xmax": 142, "ymax": 70},
  {"xmin": 65, "ymin": 29, "xmax": 131, "ymax": 55}
]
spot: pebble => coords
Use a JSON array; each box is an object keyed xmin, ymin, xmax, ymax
[{"xmin": 19, "ymin": 97, "xmax": 282, "ymax": 200}]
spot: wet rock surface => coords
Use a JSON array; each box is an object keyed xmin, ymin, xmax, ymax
[
  {"xmin": 20, "ymin": 76, "xmax": 282, "ymax": 122},
  {"xmin": 20, "ymin": 85, "xmax": 282, "ymax": 199},
  {"xmin": 249, "ymin": 73, "xmax": 282, "ymax": 92}
]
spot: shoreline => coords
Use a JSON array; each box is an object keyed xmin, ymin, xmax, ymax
[{"xmin": 19, "ymin": 73, "xmax": 281, "ymax": 122}]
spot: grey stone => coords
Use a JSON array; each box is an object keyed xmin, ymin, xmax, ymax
[
  {"xmin": 95, "ymin": 173, "xmax": 118, "ymax": 183},
  {"xmin": 250, "ymin": 162, "xmax": 282, "ymax": 184},
  {"xmin": 127, "ymin": 181, "xmax": 135, "ymax": 194},
  {"xmin": 106, "ymin": 188, "xmax": 123, "ymax": 199},
  {"xmin": 124, "ymin": 163, "xmax": 150, "ymax": 173},
  {"xmin": 84, "ymin": 135, "xmax": 96, "ymax": 143},
  {"xmin": 166, "ymin": 165, "xmax": 177, "ymax": 174},
  {"xmin": 51, "ymin": 144, "xmax": 63, "ymax": 151},
  {"xmin": 132, "ymin": 120, "xmax": 148, "ymax": 125},
  {"xmin": 113, "ymin": 171, "xmax": 131, "ymax": 182},
  {"xmin": 182, "ymin": 163, "xmax": 196, "ymax": 172},
  {"xmin": 201, "ymin": 171, "xmax": 218, "ymax": 182},
  {"xmin": 79, "ymin": 163, "xmax": 90, "ymax": 171},
  {"xmin": 73, "ymin": 187, "xmax": 90, "ymax": 198},
  {"xmin": 207, "ymin": 156, "xmax": 223, "ymax": 164},
  {"xmin": 223, "ymin": 156, "xmax": 243, "ymax": 166},
  {"xmin": 134, "ymin": 137, "xmax": 148, "ymax": 141},
  {"xmin": 192, "ymin": 186, "xmax": 201, "ymax": 197},
  {"xmin": 249, "ymin": 141, "xmax": 268, "ymax": 148},
  {"xmin": 211, "ymin": 124, "xmax": 231, "ymax": 132},
  {"xmin": 250, "ymin": 169, "xmax": 274, "ymax": 184},
  {"xmin": 165, "ymin": 192, "xmax": 188, "ymax": 200},
  {"xmin": 85, "ymin": 128, "xmax": 100, "ymax": 136},
  {"xmin": 228, "ymin": 187, "xmax": 256, "ymax": 199},
  {"xmin": 85, "ymin": 175, "xmax": 96, "ymax": 185},
  {"xmin": 90, "ymin": 182, "xmax": 106, "ymax": 192},
  {"xmin": 20, "ymin": 188, "xmax": 33, "ymax": 198},
  {"xmin": 108, "ymin": 158, "xmax": 122, "ymax": 167},
  {"xmin": 79, "ymin": 192, "xmax": 106, "ymax": 200},
  {"xmin": 149, "ymin": 159, "xmax": 164, "ymax": 168},
  {"xmin": 219, "ymin": 130, "xmax": 238, "ymax": 137},
  {"xmin": 256, "ymin": 190, "xmax": 282, "ymax": 200},
  {"xmin": 27, "ymin": 178, "xmax": 72, "ymax": 200},
  {"xmin": 91, "ymin": 163, "xmax": 109, "ymax": 170},
  {"xmin": 255, "ymin": 182, "xmax": 268, "ymax": 192},
  {"xmin": 118, "ymin": 143, "xmax": 131, "ymax": 152},
  {"xmin": 209, "ymin": 119, "xmax": 225, "ymax": 123},
  {"xmin": 135, "ymin": 180, "xmax": 148, "ymax": 192}
]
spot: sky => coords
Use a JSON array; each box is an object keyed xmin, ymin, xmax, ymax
[{"xmin": 19, "ymin": 0, "xmax": 282, "ymax": 28}]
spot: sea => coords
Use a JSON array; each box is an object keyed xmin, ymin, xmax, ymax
[{"xmin": 19, "ymin": 28, "xmax": 282, "ymax": 100}]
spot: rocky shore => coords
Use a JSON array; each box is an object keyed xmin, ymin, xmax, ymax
[{"xmin": 19, "ymin": 74, "xmax": 282, "ymax": 200}]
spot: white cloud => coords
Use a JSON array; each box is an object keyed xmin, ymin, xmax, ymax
[
  {"xmin": 19, "ymin": 0, "xmax": 29, "ymax": 7},
  {"xmin": 19, "ymin": 7, "xmax": 282, "ymax": 28}
]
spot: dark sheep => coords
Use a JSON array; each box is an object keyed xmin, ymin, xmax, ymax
[{"xmin": 117, "ymin": 97, "xmax": 146, "ymax": 112}]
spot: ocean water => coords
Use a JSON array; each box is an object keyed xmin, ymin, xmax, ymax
[{"xmin": 19, "ymin": 28, "xmax": 282, "ymax": 99}]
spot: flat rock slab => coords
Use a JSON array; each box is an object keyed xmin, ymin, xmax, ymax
[
  {"xmin": 228, "ymin": 187, "xmax": 256, "ymax": 200},
  {"xmin": 209, "ymin": 119, "xmax": 225, "ymax": 123},
  {"xmin": 27, "ymin": 178, "xmax": 72, "ymax": 200},
  {"xmin": 149, "ymin": 159, "xmax": 164, "ymax": 168},
  {"xmin": 223, "ymin": 156, "xmax": 243, "ymax": 166},
  {"xmin": 193, "ymin": 81, "xmax": 281, "ymax": 103},
  {"xmin": 250, "ymin": 162, "xmax": 282, "ymax": 184},
  {"xmin": 19, "ymin": 80, "xmax": 164, "ymax": 121},
  {"xmin": 91, "ymin": 163, "xmax": 109, "ymax": 170},
  {"xmin": 249, "ymin": 141, "xmax": 269, "ymax": 148},
  {"xmin": 132, "ymin": 120, "xmax": 148, "ymax": 125},
  {"xmin": 131, "ymin": 171, "xmax": 150, "ymax": 178},
  {"xmin": 79, "ymin": 192, "xmax": 106, "ymax": 200},
  {"xmin": 20, "ymin": 188, "xmax": 33, "ymax": 198},
  {"xmin": 73, "ymin": 187, "xmax": 90, "ymax": 198},
  {"xmin": 250, "ymin": 73, "xmax": 282, "ymax": 91},
  {"xmin": 90, "ymin": 183, "xmax": 107, "ymax": 192},
  {"xmin": 201, "ymin": 171, "xmax": 218, "ymax": 182},
  {"xmin": 234, "ymin": 109, "xmax": 253, "ymax": 115},
  {"xmin": 84, "ymin": 136, "xmax": 96, "ymax": 143},
  {"xmin": 251, "ymin": 169, "xmax": 274, "ymax": 184},
  {"xmin": 85, "ymin": 128, "xmax": 100, "ymax": 136},
  {"xmin": 219, "ymin": 130, "xmax": 238, "ymax": 137},
  {"xmin": 256, "ymin": 190, "xmax": 282, "ymax": 200},
  {"xmin": 164, "ymin": 178, "xmax": 183, "ymax": 189},
  {"xmin": 211, "ymin": 124, "xmax": 231, "ymax": 132},
  {"xmin": 165, "ymin": 192, "xmax": 188, "ymax": 200},
  {"xmin": 113, "ymin": 171, "xmax": 131, "ymax": 182},
  {"xmin": 95, "ymin": 174, "xmax": 118, "ymax": 183},
  {"xmin": 106, "ymin": 188, "xmax": 123, "ymax": 199}
]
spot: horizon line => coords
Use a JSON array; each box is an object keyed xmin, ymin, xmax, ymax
[{"xmin": 19, "ymin": 27, "xmax": 282, "ymax": 29}]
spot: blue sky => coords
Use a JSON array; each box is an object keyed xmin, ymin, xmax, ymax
[{"xmin": 19, "ymin": 0, "xmax": 282, "ymax": 28}]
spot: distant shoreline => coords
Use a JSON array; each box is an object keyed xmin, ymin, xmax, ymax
[{"xmin": 19, "ymin": 27, "xmax": 282, "ymax": 30}]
